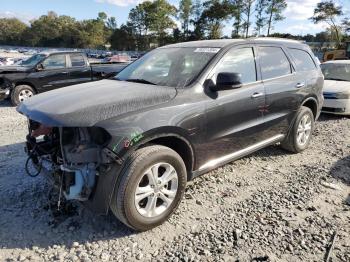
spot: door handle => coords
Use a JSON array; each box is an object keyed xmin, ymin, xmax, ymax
[
  {"xmin": 61, "ymin": 71, "xmax": 68, "ymax": 74},
  {"xmin": 251, "ymin": 92, "xmax": 264, "ymax": 98},
  {"xmin": 295, "ymin": 82, "xmax": 305, "ymax": 88}
]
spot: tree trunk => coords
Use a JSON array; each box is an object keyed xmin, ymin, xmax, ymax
[
  {"xmin": 267, "ymin": 1, "xmax": 274, "ymax": 36},
  {"xmin": 246, "ymin": 5, "xmax": 251, "ymax": 38}
]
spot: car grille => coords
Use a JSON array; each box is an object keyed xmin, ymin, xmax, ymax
[
  {"xmin": 322, "ymin": 107, "xmax": 345, "ymax": 113},
  {"xmin": 323, "ymin": 92, "xmax": 338, "ymax": 99}
]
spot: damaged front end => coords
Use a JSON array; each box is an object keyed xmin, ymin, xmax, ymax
[{"xmin": 25, "ymin": 119, "xmax": 118, "ymax": 202}]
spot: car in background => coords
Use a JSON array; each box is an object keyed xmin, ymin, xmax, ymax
[
  {"xmin": 104, "ymin": 54, "xmax": 131, "ymax": 63},
  {"xmin": 321, "ymin": 60, "xmax": 350, "ymax": 115},
  {"xmin": 0, "ymin": 51, "xmax": 129, "ymax": 105},
  {"xmin": 0, "ymin": 57, "xmax": 16, "ymax": 66}
]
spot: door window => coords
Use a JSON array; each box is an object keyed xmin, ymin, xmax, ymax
[
  {"xmin": 42, "ymin": 54, "xmax": 66, "ymax": 69},
  {"xmin": 70, "ymin": 54, "xmax": 85, "ymax": 67},
  {"xmin": 259, "ymin": 46, "xmax": 291, "ymax": 80},
  {"xmin": 214, "ymin": 47, "xmax": 256, "ymax": 84},
  {"xmin": 288, "ymin": 48, "xmax": 316, "ymax": 71}
]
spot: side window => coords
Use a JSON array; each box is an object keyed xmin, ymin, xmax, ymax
[
  {"xmin": 70, "ymin": 54, "xmax": 85, "ymax": 67},
  {"xmin": 42, "ymin": 54, "xmax": 66, "ymax": 69},
  {"xmin": 259, "ymin": 46, "xmax": 291, "ymax": 80},
  {"xmin": 215, "ymin": 47, "xmax": 256, "ymax": 84},
  {"xmin": 288, "ymin": 48, "xmax": 316, "ymax": 71}
]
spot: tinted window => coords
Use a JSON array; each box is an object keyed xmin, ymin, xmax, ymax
[
  {"xmin": 42, "ymin": 54, "xmax": 66, "ymax": 69},
  {"xmin": 70, "ymin": 54, "xmax": 85, "ymax": 67},
  {"xmin": 215, "ymin": 47, "xmax": 256, "ymax": 84},
  {"xmin": 259, "ymin": 47, "xmax": 291, "ymax": 79},
  {"xmin": 116, "ymin": 47, "xmax": 217, "ymax": 88},
  {"xmin": 289, "ymin": 48, "xmax": 316, "ymax": 71}
]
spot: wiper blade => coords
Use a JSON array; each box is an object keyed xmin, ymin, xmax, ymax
[{"xmin": 125, "ymin": 78, "xmax": 157, "ymax": 85}]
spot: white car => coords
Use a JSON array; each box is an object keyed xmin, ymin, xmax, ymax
[{"xmin": 321, "ymin": 60, "xmax": 350, "ymax": 115}]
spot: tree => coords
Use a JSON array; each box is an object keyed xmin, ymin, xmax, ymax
[
  {"xmin": 0, "ymin": 18, "xmax": 27, "ymax": 45},
  {"xmin": 310, "ymin": 1, "xmax": 343, "ymax": 47},
  {"xmin": 106, "ymin": 17, "xmax": 117, "ymax": 30},
  {"xmin": 147, "ymin": 0, "xmax": 177, "ymax": 45},
  {"xmin": 241, "ymin": 0, "xmax": 255, "ymax": 38},
  {"xmin": 190, "ymin": 0, "xmax": 205, "ymax": 40},
  {"xmin": 128, "ymin": 1, "xmax": 153, "ymax": 49},
  {"xmin": 179, "ymin": 0, "xmax": 193, "ymax": 39},
  {"xmin": 110, "ymin": 23, "xmax": 136, "ymax": 50},
  {"xmin": 266, "ymin": 0, "xmax": 287, "ymax": 36},
  {"xmin": 200, "ymin": 0, "xmax": 233, "ymax": 39},
  {"xmin": 255, "ymin": 0, "xmax": 268, "ymax": 35},
  {"xmin": 231, "ymin": 0, "xmax": 244, "ymax": 38}
]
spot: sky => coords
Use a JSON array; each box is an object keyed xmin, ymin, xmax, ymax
[{"xmin": 1, "ymin": 0, "xmax": 349, "ymax": 36}]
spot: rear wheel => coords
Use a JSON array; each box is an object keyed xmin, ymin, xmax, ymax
[
  {"xmin": 110, "ymin": 145, "xmax": 187, "ymax": 231},
  {"xmin": 281, "ymin": 106, "xmax": 314, "ymax": 153},
  {"xmin": 11, "ymin": 85, "xmax": 35, "ymax": 106}
]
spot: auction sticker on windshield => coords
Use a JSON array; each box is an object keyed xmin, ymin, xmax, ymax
[{"xmin": 194, "ymin": 48, "xmax": 220, "ymax": 53}]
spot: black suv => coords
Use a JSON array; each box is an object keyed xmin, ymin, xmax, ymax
[{"xmin": 18, "ymin": 38, "xmax": 324, "ymax": 231}]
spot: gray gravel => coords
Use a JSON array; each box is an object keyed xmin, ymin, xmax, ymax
[{"xmin": 0, "ymin": 99, "xmax": 349, "ymax": 262}]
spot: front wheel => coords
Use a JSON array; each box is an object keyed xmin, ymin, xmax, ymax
[
  {"xmin": 281, "ymin": 106, "xmax": 314, "ymax": 153},
  {"xmin": 11, "ymin": 85, "xmax": 35, "ymax": 106},
  {"xmin": 110, "ymin": 145, "xmax": 187, "ymax": 231}
]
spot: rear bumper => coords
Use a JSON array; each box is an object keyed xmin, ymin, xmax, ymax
[
  {"xmin": 322, "ymin": 98, "xmax": 350, "ymax": 115},
  {"xmin": 0, "ymin": 88, "xmax": 10, "ymax": 100}
]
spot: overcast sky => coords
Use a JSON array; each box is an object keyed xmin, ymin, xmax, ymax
[{"xmin": 1, "ymin": 0, "xmax": 349, "ymax": 36}]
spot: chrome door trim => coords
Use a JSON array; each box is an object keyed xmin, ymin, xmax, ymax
[{"xmin": 198, "ymin": 134, "xmax": 285, "ymax": 171}]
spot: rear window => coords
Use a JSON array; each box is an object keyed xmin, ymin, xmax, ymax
[
  {"xmin": 259, "ymin": 46, "xmax": 291, "ymax": 80},
  {"xmin": 289, "ymin": 48, "xmax": 316, "ymax": 71},
  {"xmin": 70, "ymin": 54, "xmax": 85, "ymax": 67}
]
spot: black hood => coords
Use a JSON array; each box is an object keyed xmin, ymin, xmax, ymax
[
  {"xmin": 17, "ymin": 79, "xmax": 177, "ymax": 127},
  {"xmin": 0, "ymin": 66, "xmax": 31, "ymax": 74}
]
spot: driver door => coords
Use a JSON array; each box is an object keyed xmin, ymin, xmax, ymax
[
  {"xmin": 29, "ymin": 54, "xmax": 69, "ymax": 92},
  {"xmin": 203, "ymin": 45, "xmax": 267, "ymax": 164}
]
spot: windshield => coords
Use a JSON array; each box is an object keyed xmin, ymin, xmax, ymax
[
  {"xmin": 116, "ymin": 47, "xmax": 219, "ymax": 88},
  {"xmin": 18, "ymin": 54, "xmax": 47, "ymax": 67},
  {"xmin": 321, "ymin": 63, "xmax": 350, "ymax": 81}
]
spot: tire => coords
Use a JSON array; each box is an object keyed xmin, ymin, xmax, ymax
[
  {"xmin": 11, "ymin": 85, "xmax": 35, "ymax": 106},
  {"xmin": 281, "ymin": 106, "xmax": 314, "ymax": 153},
  {"xmin": 110, "ymin": 145, "xmax": 187, "ymax": 231}
]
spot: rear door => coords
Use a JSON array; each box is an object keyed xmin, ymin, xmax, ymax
[
  {"xmin": 66, "ymin": 53, "xmax": 92, "ymax": 85},
  {"xmin": 203, "ymin": 45, "xmax": 267, "ymax": 162},
  {"xmin": 256, "ymin": 45, "xmax": 301, "ymax": 138}
]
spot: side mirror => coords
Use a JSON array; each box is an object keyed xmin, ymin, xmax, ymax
[
  {"xmin": 211, "ymin": 72, "xmax": 243, "ymax": 91},
  {"xmin": 36, "ymin": 63, "xmax": 44, "ymax": 71}
]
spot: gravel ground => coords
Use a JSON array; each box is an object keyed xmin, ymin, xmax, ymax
[{"xmin": 0, "ymin": 100, "xmax": 349, "ymax": 262}]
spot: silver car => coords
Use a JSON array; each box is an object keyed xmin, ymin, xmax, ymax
[{"xmin": 321, "ymin": 60, "xmax": 350, "ymax": 115}]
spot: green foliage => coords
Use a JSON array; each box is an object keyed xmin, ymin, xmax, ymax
[
  {"xmin": 310, "ymin": 1, "xmax": 344, "ymax": 47},
  {"xmin": 179, "ymin": 0, "xmax": 193, "ymax": 38},
  {"xmin": 200, "ymin": 0, "xmax": 233, "ymax": 39},
  {"xmin": 255, "ymin": 0, "xmax": 268, "ymax": 35},
  {"xmin": 0, "ymin": 18, "xmax": 27, "ymax": 45},
  {"xmin": 266, "ymin": 0, "xmax": 287, "ymax": 36},
  {"xmin": 1, "ymin": 0, "xmax": 343, "ymax": 51}
]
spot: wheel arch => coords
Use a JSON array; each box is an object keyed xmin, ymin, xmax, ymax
[
  {"xmin": 301, "ymin": 96, "xmax": 318, "ymax": 119},
  {"xmin": 14, "ymin": 81, "xmax": 38, "ymax": 94},
  {"xmin": 136, "ymin": 132, "xmax": 195, "ymax": 180}
]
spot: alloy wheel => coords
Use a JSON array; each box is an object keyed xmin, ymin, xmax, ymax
[
  {"xmin": 134, "ymin": 162, "xmax": 178, "ymax": 218},
  {"xmin": 296, "ymin": 114, "xmax": 312, "ymax": 146}
]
